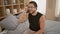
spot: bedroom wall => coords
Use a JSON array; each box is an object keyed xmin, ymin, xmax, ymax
[{"xmin": 46, "ymin": 0, "xmax": 56, "ymax": 20}]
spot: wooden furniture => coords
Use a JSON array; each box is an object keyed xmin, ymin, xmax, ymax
[{"xmin": 0, "ymin": 0, "xmax": 29, "ymax": 16}]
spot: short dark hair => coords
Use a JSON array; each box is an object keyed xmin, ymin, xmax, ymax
[{"xmin": 29, "ymin": 1, "xmax": 37, "ymax": 8}]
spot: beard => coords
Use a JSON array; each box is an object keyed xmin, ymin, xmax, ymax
[{"xmin": 29, "ymin": 10, "xmax": 36, "ymax": 14}]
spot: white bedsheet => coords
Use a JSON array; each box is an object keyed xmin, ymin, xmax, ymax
[{"xmin": 44, "ymin": 20, "xmax": 60, "ymax": 34}]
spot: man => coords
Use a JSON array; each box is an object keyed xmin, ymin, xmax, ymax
[{"xmin": 24, "ymin": 1, "xmax": 45, "ymax": 34}]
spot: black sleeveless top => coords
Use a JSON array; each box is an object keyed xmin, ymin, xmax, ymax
[{"xmin": 28, "ymin": 12, "xmax": 43, "ymax": 31}]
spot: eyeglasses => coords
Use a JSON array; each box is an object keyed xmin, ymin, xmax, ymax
[{"xmin": 28, "ymin": 7, "xmax": 36, "ymax": 8}]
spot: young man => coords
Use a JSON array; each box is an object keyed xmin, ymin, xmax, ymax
[{"xmin": 24, "ymin": 1, "xmax": 45, "ymax": 34}]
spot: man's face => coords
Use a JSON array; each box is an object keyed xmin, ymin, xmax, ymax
[{"xmin": 28, "ymin": 3, "xmax": 36, "ymax": 14}]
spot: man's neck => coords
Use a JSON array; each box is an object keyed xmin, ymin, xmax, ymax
[{"xmin": 32, "ymin": 11, "xmax": 37, "ymax": 16}]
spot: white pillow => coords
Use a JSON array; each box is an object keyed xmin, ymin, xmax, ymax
[{"xmin": 0, "ymin": 14, "xmax": 19, "ymax": 30}]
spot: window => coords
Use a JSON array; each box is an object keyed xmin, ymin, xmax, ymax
[
  {"xmin": 55, "ymin": 0, "xmax": 60, "ymax": 17},
  {"xmin": 30, "ymin": 0, "xmax": 46, "ymax": 15}
]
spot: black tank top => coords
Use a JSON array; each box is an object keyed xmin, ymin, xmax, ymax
[{"xmin": 28, "ymin": 12, "xmax": 43, "ymax": 31}]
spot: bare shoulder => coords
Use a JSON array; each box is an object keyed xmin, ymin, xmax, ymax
[
  {"xmin": 40, "ymin": 15, "xmax": 45, "ymax": 19},
  {"xmin": 39, "ymin": 15, "xmax": 45, "ymax": 22}
]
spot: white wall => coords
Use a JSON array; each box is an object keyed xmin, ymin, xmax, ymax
[
  {"xmin": 30, "ymin": 0, "xmax": 46, "ymax": 15},
  {"xmin": 55, "ymin": 0, "xmax": 60, "ymax": 17},
  {"xmin": 58, "ymin": 0, "xmax": 60, "ymax": 16}
]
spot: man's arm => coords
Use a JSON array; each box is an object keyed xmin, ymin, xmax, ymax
[{"xmin": 34, "ymin": 16, "xmax": 45, "ymax": 34}]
